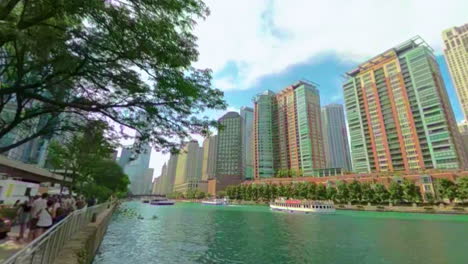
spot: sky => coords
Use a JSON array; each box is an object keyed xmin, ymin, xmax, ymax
[{"xmin": 147, "ymin": 0, "xmax": 468, "ymax": 179}]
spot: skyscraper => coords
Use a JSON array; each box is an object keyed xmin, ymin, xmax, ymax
[
  {"xmin": 202, "ymin": 135, "xmax": 218, "ymax": 181},
  {"xmin": 215, "ymin": 112, "xmax": 242, "ymax": 190},
  {"xmin": 118, "ymin": 144, "xmax": 152, "ymax": 194},
  {"xmin": 442, "ymin": 23, "xmax": 468, "ymax": 119},
  {"xmin": 173, "ymin": 141, "xmax": 203, "ymax": 193},
  {"xmin": 165, "ymin": 154, "xmax": 178, "ymax": 194},
  {"xmin": 253, "ymin": 81, "xmax": 326, "ymax": 179},
  {"xmin": 240, "ymin": 107, "xmax": 254, "ymax": 179},
  {"xmin": 321, "ymin": 104, "xmax": 352, "ymax": 171},
  {"xmin": 344, "ymin": 37, "xmax": 467, "ymax": 173},
  {"xmin": 276, "ymin": 81, "xmax": 326, "ymax": 176},
  {"xmin": 253, "ymin": 90, "xmax": 278, "ymax": 179}
]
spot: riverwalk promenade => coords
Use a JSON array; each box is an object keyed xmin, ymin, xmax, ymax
[{"xmin": 1, "ymin": 202, "xmax": 115, "ymax": 264}]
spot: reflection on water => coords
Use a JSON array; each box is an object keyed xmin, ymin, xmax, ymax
[{"xmin": 93, "ymin": 202, "xmax": 468, "ymax": 264}]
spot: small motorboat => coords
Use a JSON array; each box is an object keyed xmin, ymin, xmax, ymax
[
  {"xmin": 201, "ymin": 197, "xmax": 229, "ymax": 206},
  {"xmin": 142, "ymin": 200, "xmax": 150, "ymax": 203},
  {"xmin": 150, "ymin": 198, "xmax": 175, "ymax": 205}
]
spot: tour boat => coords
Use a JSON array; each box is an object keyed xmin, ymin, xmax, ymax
[
  {"xmin": 150, "ymin": 198, "xmax": 175, "ymax": 205},
  {"xmin": 201, "ymin": 197, "xmax": 229, "ymax": 205},
  {"xmin": 269, "ymin": 198, "xmax": 335, "ymax": 214}
]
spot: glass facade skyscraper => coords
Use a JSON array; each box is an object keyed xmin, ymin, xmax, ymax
[
  {"xmin": 215, "ymin": 112, "xmax": 242, "ymax": 189},
  {"xmin": 240, "ymin": 107, "xmax": 254, "ymax": 179},
  {"xmin": 253, "ymin": 81, "xmax": 326, "ymax": 178},
  {"xmin": 321, "ymin": 104, "xmax": 352, "ymax": 171},
  {"xmin": 344, "ymin": 37, "xmax": 467, "ymax": 173}
]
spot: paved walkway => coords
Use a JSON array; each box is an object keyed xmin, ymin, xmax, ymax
[{"xmin": 0, "ymin": 226, "xmax": 29, "ymax": 262}]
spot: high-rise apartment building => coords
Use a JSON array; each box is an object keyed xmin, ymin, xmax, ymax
[
  {"xmin": 164, "ymin": 154, "xmax": 178, "ymax": 194},
  {"xmin": 344, "ymin": 37, "xmax": 467, "ymax": 173},
  {"xmin": 321, "ymin": 104, "xmax": 352, "ymax": 171},
  {"xmin": 202, "ymin": 135, "xmax": 218, "ymax": 181},
  {"xmin": 253, "ymin": 81, "xmax": 326, "ymax": 179},
  {"xmin": 442, "ymin": 23, "xmax": 468, "ymax": 119},
  {"xmin": 240, "ymin": 107, "xmax": 254, "ymax": 179},
  {"xmin": 215, "ymin": 112, "xmax": 242, "ymax": 190},
  {"xmin": 118, "ymin": 144, "xmax": 152, "ymax": 194},
  {"xmin": 173, "ymin": 141, "xmax": 203, "ymax": 193},
  {"xmin": 253, "ymin": 90, "xmax": 278, "ymax": 178}
]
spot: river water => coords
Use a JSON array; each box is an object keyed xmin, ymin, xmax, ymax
[{"xmin": 93, "ymin": 201, "xmax": 468, "ymax": 264}]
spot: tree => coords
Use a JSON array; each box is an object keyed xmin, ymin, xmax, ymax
[
  {"xmin": 326, "ymin": 186, "xmax": 337, "ymax": 201},
  {"xmin": 456, "ymin": 177, "xmax": 468, "ymax": 201},
  {"xmin": 437, "ymin": 179, "xmax": 458, "ymax": 204},
  {"xmin": 361, "ymin": 183, "xmax": 375, "ymax": 203},
  {"xmin": 388, "ymin": 182, "xmax": 404, "ymax": 204},
  {"xmin": 47, "ymin": 120, "xmax": 116, "ymax": 193},
  {"xmin": 306, "ymin": 183, "xmax": 317, "ymax": 200},
  {"xmin": 402, "ymin": 180, "xmax": 421, "ymax": 203},
  {"xmin": 348, "ymin": 180, "xmax": 362, "ymax": 203},
  {"xmin": 316, "ymin": 184, "xmax": 327, "ymax": 200},
  {"xmin": 374, "ymin": 184, "xmax": 389, "ymax": 204},
  {"xmin": 336, "ymin": 182, "xmax": 349, "ymax": 203},
  {"xmin": 0, "ymin": 0, "xmax": 226, "ymax": 153}
]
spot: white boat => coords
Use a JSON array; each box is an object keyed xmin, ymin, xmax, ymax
[
  {"xmin": 150, "ymin": 198, "xmax": 175, "ymax": 205},
  {"xmin": 201, "ymin": 197, "xmax": 229, "ymax": 205},
  {"xmin": 270, "ymin": 198, "xmax": 335, "ymax": 214}
]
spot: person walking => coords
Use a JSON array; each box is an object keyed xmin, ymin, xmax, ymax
[
  {"xmin": 30, "ymin": 193, "xmax": 48, "ymax": 240},
  {"xmin": 36, "ymin": 200, "xmax": 54, "ymax": 237},
  {"xmin": 15, "ymin": 198, "xmax": 32, "ymax": 241}
]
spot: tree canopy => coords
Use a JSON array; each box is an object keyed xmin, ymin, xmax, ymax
[{"xmin": 0, "ymin": 0, "xmax": 225, "ymax": 153}]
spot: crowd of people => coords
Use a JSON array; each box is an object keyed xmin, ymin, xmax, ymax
[{"xmin": 12, "ymin": 193, "xmax": 96, "ymax": 242}]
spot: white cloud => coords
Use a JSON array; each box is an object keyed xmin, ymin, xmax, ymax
[{"xmin": 195, "ymin": 0, "xmax": 468, "ymax": 91}]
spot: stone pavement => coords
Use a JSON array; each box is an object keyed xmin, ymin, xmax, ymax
[{"xmin": 0, "ymin": 226, "xmax": 29, "ymax": 262}]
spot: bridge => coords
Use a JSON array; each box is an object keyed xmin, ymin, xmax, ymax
[{"xmin": 0, "ymin": 155, "xmax": 70, "ymax": 184}]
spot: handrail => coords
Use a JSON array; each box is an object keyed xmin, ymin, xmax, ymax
[{"xmin": 3, "ymin": 202, "xmax": 111, "ymax": 264}]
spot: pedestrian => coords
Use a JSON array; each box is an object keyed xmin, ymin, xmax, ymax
[
  {"xmin": 30, "ymin": 193, "xmax": 48, "ymax": 240},
  {"xmin": 36, "ymin": 200, "xmax": 54, "ymax": 236},
  {"xmin": 15, "ymin": 198, "xmax": 32, "ymax": 241}
]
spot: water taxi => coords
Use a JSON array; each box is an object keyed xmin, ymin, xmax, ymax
[
  {"xmin": 201, "ymin": 197, "xmax": 229, "ymax": 205},
  {"xmin": 269, "ymin": 198, "xmax": 335, "ymax": 214},
  {"xmin": 150, "ymin": 198, "xmax": 175, "ymax": 205}
]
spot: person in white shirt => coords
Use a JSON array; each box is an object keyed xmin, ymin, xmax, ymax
[
  {"xmin": 36, "ymin": 200, "xmax": 54, "ymax": 236},
  {"xmin": 30, "ymin": 193, "xmax": 48, "ymax": 239}
]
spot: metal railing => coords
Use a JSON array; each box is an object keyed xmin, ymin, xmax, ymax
[{"xmin": 3, "ymin": 202, "xmax": 111, "ymax": 264}]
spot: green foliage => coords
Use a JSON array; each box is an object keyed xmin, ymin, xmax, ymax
[
  {"xmin": 0, "ymin": 0, "xmax": 225, "ymax": 153},
  {"xmin": 222, "ymin": 179, "xmax": 460, "ymax": 205},
  {"xmin": 167, "ymin": 192, "xmax": 184, "ymax": 199},
  {"xmin": 335, "ymin": 182, "xmax": 349, "ymax": 203},
  {"xmin": 373, "ymin": 184, "xmax": 389, "ymax": 204},
  {"xmin": 326, "ymin": 186, "xmax": 337, "ymax": 201},
  {"xmin": 401, "ymin": 180, "xmax": 421, "ymax": 203},
  {"xmin": 185, "ymin": 189, "xmax": 207, "ymax": 199},
  {"xmin": 436, "ymin": 179, "xmax": 458, "ymax": 203},
  {"xmin": 388, "ymin": 182, "xmax": 404, "ymax": 204},
  {"xmin": 316, "ymin": 184, "xmax": 327, "ymax": 200},
  {"xmin": 348, "ymin": 180, "xmax": 362, "ymax": 203},
  {"xmin": 456, "ymin": 177, "xmax": 468, "ymax": 201},
  {"xmin": 47, "ymin": 121, "xmax": 128, "ymax": 200},
  {"xmin": 361, "ymin": 183, "xmax": 375, "ymax": 203}
]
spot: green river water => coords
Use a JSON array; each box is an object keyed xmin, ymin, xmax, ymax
[{"xmin": 93, "ymin": 201, "xmax": 468, "ymax": 264}]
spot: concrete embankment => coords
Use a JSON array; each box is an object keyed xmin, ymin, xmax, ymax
[
  {"xmin": 54, "ymin": 204, "xmax": 116, "ymax": 264},
  {"xmin": 336, "ymin": 204, "xmax": 468, "ymax": 215},
  {"xmin": 229, "ymin": 200, "xmax": 468, "ymax": 214}
]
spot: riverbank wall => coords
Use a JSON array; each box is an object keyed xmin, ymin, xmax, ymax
[
  {"xmin": 336, "ymin": 203, "xmax": 468, "ymax": 214},
  {"xmin": 54, "ymin": 204, "xmax": 116, "ymax": 264},
  {"xmin": 228, "ymin": 200, "xmax": 468, "ymax": 214}
]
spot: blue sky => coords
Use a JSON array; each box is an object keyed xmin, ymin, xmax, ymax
[
  {"xmin": 216, "ymin": 54, "xmax": 463, "ymax": 122},
  {"xmin": 149, "ymin": 0, "xmax": 468, "ymax": 177}
]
